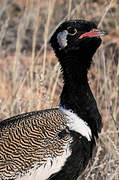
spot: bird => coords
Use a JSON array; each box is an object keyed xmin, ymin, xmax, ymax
[{"xmin": 0, "ymin": 20, "xmax": 106, "ymax": 180}]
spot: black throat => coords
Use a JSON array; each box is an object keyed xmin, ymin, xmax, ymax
[{"xmin": 59, "ymin": 51, "xmax": 102, "ymax": 138}]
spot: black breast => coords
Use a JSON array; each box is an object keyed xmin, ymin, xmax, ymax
[{"xmin": 48, "ymin": 131, "xmax": 95, "ymax": 180}]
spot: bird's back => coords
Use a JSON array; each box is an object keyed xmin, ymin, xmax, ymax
[{"xmin": 0, "ymin": 109, "xmax": 72, "ymax": 179}]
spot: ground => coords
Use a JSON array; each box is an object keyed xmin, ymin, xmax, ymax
[{"xmin": 0, "ymin": 0, "xmax": 119, "ymax": 179}]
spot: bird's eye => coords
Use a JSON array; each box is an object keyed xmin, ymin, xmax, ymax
[{"xmin": 67, "ymin": 27, "xmax": 77, "ymax": 35}]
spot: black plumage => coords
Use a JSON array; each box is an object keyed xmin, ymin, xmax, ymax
[{"xmin": 49, "ymin": 20, "xmax": 104, "ymax": 180}]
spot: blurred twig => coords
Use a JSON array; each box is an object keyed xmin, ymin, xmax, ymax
[{"xmin": 98, "ymin": 0, "xmax": 114, "ymax": 27}]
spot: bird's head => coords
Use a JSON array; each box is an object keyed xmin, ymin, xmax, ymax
[{"xmin": 50, "ymin": 20, "xmax": 106, "ymax": 61}]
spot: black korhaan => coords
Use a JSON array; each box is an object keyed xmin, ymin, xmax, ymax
[{"xmin": 0, "ymin": 20, "xmax": 105, "ymax": 180}]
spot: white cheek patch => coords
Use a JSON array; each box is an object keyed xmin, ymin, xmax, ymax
[{"xmin": 57, "ymin": 30, "xmax": 68, "ymax": 49}]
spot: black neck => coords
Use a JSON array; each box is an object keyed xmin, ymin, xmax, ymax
[{"xmin": 59, "ymin": 54, "xmax": 102, "ymax": 138}]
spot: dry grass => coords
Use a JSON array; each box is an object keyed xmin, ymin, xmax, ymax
[{"xmin": 0, "ymin": 0, "xmax": 119, "ymax": 179}]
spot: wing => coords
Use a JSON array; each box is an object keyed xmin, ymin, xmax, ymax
[{"xmin": 0, "ymin": 109, "xmax": 72, "ymax": 179}]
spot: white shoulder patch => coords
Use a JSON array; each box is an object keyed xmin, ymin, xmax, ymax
[
  {"xmin": 60, "ymin": 107, "xmax": 92, "ymax": 141},
  {"xmin": 57, "ymin": 30, "xmax": 68, "ymax": 49}
]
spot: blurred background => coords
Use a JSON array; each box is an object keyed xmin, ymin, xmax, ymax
[{"xmin": 0, "ymin": 0, "xmax": 119, "ymax": 179}]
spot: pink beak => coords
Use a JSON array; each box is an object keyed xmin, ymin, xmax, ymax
[{"xmin": 79, "ymin": 29, "xmax": 107, "ymax": 39}]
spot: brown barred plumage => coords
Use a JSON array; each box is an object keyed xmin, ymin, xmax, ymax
[{"xmin": 0, "ymin": 109, "xmax": 72, "ymax": 179}]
